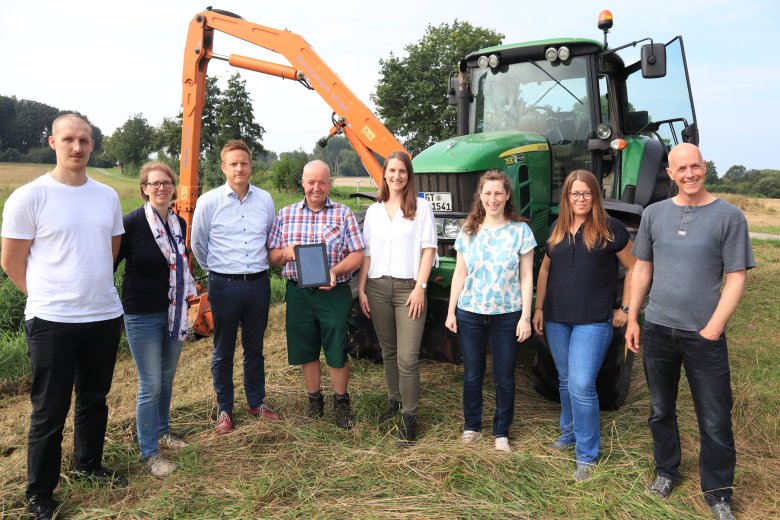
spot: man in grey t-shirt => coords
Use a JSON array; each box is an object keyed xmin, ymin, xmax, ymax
[{"xmin": 626, "ymin": 143, "xmax": 755, "ymax": 520}]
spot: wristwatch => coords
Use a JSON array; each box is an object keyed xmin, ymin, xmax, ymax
[
  {"xmin": 621, "ymin": 305, "xmax": 630, "ymax": 314},
  {"xmin": 419, "ymin": 282, "xmax": 427, "ymax": 290}
]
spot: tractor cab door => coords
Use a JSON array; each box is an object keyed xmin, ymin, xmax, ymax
[{"xmin": 623, "ymin": 36, "xmax": 698, "ymax": 147}]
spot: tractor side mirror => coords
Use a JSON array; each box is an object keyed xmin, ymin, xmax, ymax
[
  {"xmin": 447, "ymin": 74, "xmax": 458, "ymax": 106},
  {"xmin": 641, "ymin": 43, "xmax": 667, "ymax": 78}
]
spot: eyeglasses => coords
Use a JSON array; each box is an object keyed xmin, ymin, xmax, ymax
[
  {"xmin": 145, "ymin": 181, "xmax": 174, "ymax": 189},
  {"xmin": 569, "ymin": 191, "xmax": 593, "ymax": 200}
]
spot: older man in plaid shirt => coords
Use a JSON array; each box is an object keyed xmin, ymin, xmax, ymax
[{"xmin": 269, "ymin": 160, "xmax": 365, "ymax": 428}]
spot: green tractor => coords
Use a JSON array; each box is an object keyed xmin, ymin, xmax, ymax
[
  {"xmin": 347, "ymin": 11, "xmax": 697, "ymax": 409},
  {"xmin": 408, "ymin": 11, "xmax": 698, "ymax": 410}
]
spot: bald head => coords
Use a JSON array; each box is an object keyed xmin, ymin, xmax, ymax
[
  {"xmin": 302, "ymin": 160, "xmax": 331, "ymax": 210},
  {"xmin": 666, "ymin": 142, "xmax": 710, "ymax": 203},
  {"xmin": 668, "ymin": 143, "xmax": 703, "ymax": 170},
  {"xmin": 302, "ymin": 159, "xmax": 330, "ymax": 180}
]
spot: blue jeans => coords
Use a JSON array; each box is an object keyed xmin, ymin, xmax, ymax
[
  {"xmin": 208, "ymin": 272, "xmax": 270, "ymax": 413},
  {"xmin": 457, "ymin": 308, "xmax": 521, "ymax": 437},
  {"xmin": 642, "ymin": 321, "xmax": 734, "ymax": 506},
  {"xmin": 545, "ymin": 320, "xmax": 612, "ymax": 466},
  {"xmin": 124, "ymin": 313, "xmax": 183, "ymax": 459}
]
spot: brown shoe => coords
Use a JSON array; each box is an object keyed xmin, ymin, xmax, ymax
[
  {"xmin": 215, "ymin": 411, "xmax": 234, "ymax": 434},
  {"xmin": 248, "ymin": 404, "xmax": 280, "ymax": 421}
]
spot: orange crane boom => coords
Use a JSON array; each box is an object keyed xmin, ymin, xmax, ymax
[{"xmin": 177, "ymin": 7, "xmax": 408, "ymax": 242}]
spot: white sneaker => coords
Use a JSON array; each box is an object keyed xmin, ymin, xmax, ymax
[
  {"xmin": 146, "ymin": 455, "xmax": 177, "ymax": 478},
  {"xmin": 159, "ymin": 433, "xmax": 188, "ymax": 450},
  {"xmin": 461, "ymin": 430, "xmax": 482, "ymax": 444},
  {"xmin": 494, "ymin": 436, "xmax": 512, "ymax": 452}
]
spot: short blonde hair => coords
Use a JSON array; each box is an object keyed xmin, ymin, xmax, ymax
[{"xmin": 220, "ymin": 140, "xmax": 252, "ymax": 162}]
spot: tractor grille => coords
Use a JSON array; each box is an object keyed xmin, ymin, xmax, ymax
[
  {"xmin": 416, "ymin": 171, "xmax": 481, "ymax": 213},
  {"xmin": 417, "ymin": 171, "xmax": 482, "ymax": 258}
]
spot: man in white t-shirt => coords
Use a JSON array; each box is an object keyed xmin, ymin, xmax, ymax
[{"xmin": 1, "ymin": 114, "xmax": 127, "ymax": 520}]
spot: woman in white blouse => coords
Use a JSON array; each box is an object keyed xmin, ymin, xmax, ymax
[{"xmin": 358, "ymin": 151, "xmax": 437, "ymax": 445}]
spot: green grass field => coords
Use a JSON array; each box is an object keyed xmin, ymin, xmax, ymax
[{"xmin": 0, "ymin": 164, "xmax": 778, "ymax": 519}]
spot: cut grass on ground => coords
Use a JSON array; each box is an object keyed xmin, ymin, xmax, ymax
[{"xmin": 0, "ymin": 242, "xmax": 777, "ymax": 519}]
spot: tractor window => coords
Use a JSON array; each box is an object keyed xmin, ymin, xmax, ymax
[{"xmin": 470, "ymin": 57, "xmax": 592, "ymax": 203}]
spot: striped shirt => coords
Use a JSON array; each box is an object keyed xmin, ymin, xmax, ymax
[{"xmin": 268, "ymin": 197, "xmax": 365, "ymax": 283}]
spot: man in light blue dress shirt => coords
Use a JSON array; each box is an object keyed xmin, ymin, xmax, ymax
[{"xmin": 191, "ymin": 140, "xmax": 279, "ymax": 434}]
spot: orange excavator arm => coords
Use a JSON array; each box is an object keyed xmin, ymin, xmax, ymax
[{"xmin": 176, "ymin": 7, "xmax": 408, "ymax": 245}]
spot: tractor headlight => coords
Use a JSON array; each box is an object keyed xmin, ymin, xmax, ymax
[
  {"xmin": 558, "ymin": 46, "xmax": 571, "ymax": 61},
  {"xmin": 442, "ymin": 218, "xmax": 462, "ymax": 238},
  {"xmin": 596, "ymin": 123, "xmax": 612, "ymax": 140}
]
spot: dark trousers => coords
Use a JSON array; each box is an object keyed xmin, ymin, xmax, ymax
[
  {"xmin": 642, "ymin": 321, "xmax": 735, "ymax": 505},
  {"xmin": 208, "ymin": 273, "xmax": 270, "ymax": 413},
  {"xmin": 24, "ymin": 316, "xmax": 122, "ymax": 500},
  {"xmin": 456, "ymin": 308, "xmax": 521, "ymax": 438}
]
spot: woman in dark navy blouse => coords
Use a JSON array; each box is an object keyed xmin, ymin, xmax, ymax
[
  {"xmin": 532, "ymin": 170, "xmax": 635, "ymax": 480},
  {"xmin": 116, "ymin": 161, "xmax": 196, "ymax": 478}
]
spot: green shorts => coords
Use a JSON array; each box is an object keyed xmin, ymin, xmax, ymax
[{"xmin": 285, "ymin": 280, "xmax": 352, "ymax": 368}]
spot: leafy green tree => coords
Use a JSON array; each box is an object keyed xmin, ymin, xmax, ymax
[
  {"xmin": 200, "ymin": 73, "xmax": 267, "ymax": 188},
  {"xmin": 103, "ymin": 114, "xmax": 154, "ymax": 175},
  {"xmin": 201, "ymin": 76, "xmax": 222, "ymax": 160},
  {"xmin": 9, "ymin": 100, "xmax": 59, "ymax": 152},
  {"xmin": 216, "ymin": 73, "xmax": 266, "ymax": 156},
  {"xmin": 0, "ymin": 95, "xmax": 17, "ymax": 151},
  {"xmin": 723, "ymin": 164, "xmax": 748, "ymax": 183},
  {"xmin": 271, "ymin": 150, "xmax": 309, "ymax": 192},
  {"xmin": 154, "ymin": 116, "xmax": 182, "ymax": 158},
  {"xmin": 705, "ymin": 160, "xmax": 719, "ymax": 185},
  {"xmin": 754, "ymin": 172, "xmax": 780, "ymax": 198},
  {"xmin": 372, "ymin": 20, "xmax": 503, "ymax": 152}
]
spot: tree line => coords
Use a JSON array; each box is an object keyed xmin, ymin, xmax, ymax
[
  {"xmin": 0, "ymin": 73, "xmax": 367, "ymax": 189},
  {"xmin": 706, "ymin": 161, "xmax": 780, "ymax": 198}
]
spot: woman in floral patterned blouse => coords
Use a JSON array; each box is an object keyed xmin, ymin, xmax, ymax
[{"xmin": 445, "ymin": 170, "xmax": 536, "ymax": 453}]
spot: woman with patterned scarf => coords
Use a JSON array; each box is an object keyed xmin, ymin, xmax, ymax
[{"xmin": 116, "ymin": 161, "xmax": 197, "ymax": 477}]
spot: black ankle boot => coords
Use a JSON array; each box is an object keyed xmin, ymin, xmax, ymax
[
  {"xmin": 333, "ymin": 392, "xmax": 353, "ymax": 429},
  {"xmin": 379, "ymin": 399, "xmax": 401, "ymax": 423},
  {"xmin": 307, "ymin": 391, "xmax": 324, "ymax": 418},
  {"xmin": 399, "ymin": 413, "xmax": 418, "ymax": 445}
]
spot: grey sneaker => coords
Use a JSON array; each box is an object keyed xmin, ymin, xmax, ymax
[
  {"xmin": 159, "ymin": 433, "xmax": 188, "ymax": 450},
  {"xmin": 709, "ymin": 499, "xmax": 735, "ymax": 520},
  {"xmin": 646, "ymin": 475, "xmax": 676, "ymax": 500},
  {"xmin": 146, "ymin": 454, "xmax": 177, "ymax": 478},
  {"xmin": 572, "ymin": 464, "xmax": 594, "ymax": 481},
  {"xmin": 461, "ymin": 430, "xmax": 482, "ymax": 444}
]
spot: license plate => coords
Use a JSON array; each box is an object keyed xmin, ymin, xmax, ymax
[{"xmin": 420, "ymin": 192, "xmax": 452, "ymax": 212}]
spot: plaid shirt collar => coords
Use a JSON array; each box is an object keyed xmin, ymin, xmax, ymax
[{"xmin": 295, "ymin": 196, "xmax": 335, "ymax": 212}]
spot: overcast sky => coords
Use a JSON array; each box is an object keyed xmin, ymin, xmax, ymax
[{"xmin": 2, "ymin": 0, "xmax": 778, "ymax": 172}]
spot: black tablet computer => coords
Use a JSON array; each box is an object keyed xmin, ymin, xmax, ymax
[{"xmin": 294, "ymin": 243, "xmax": 330, "ymax": 288}]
